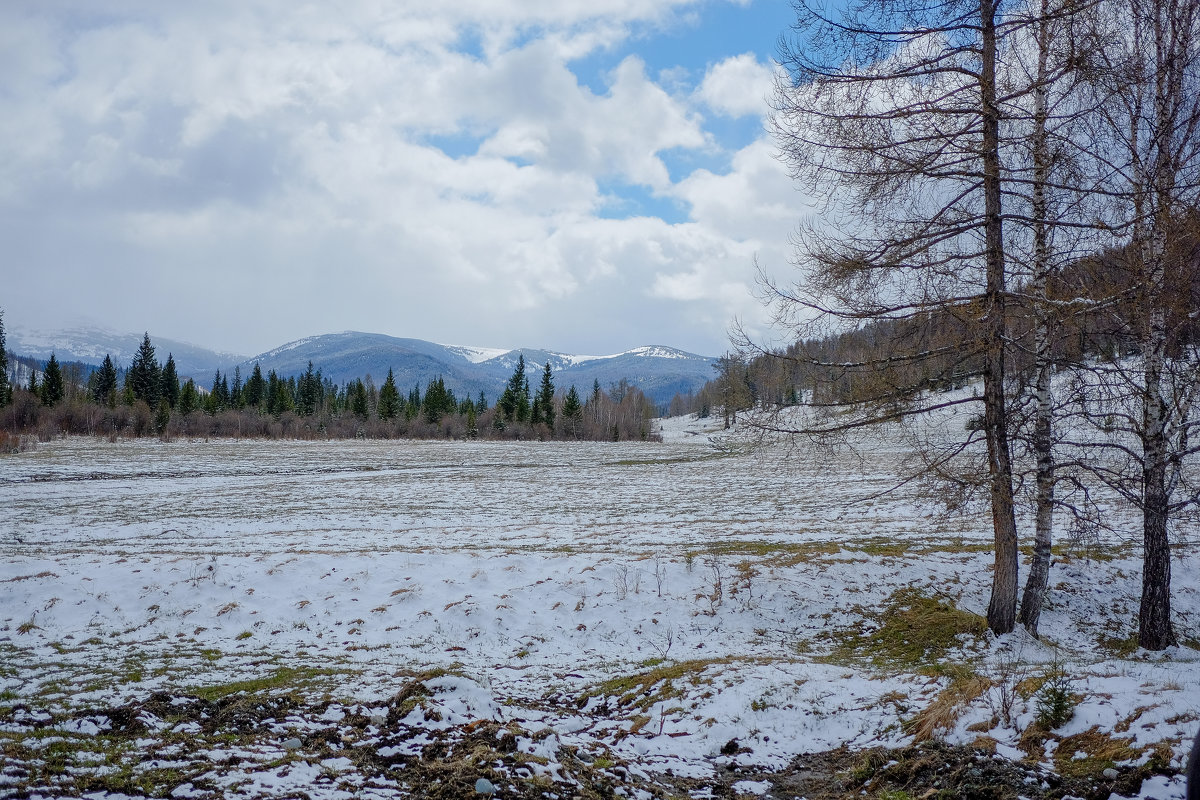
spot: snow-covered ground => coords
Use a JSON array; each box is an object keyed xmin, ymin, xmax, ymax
[{"xmin": 1, "ymin": 419, "xmax": 1197, "ymax": 798}]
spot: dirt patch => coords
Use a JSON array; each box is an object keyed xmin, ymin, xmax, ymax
[
  {"xmin": 755, "ymin": 740, "xmax": 1179, "ymax": 800},
  {"xmin": 2, "ymin": 690, "xmax": 1182, "ymax": 800}
]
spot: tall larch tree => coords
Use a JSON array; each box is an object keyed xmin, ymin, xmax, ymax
[{"xmin": 767, "ymin": 0, "xmax": 1023, "ymax": 633}]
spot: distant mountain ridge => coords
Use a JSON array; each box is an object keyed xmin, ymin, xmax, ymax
[
  {"xmin": 232, "ymin": 332, "xmax": 717, "ymax": 407},
  {"xmin": 7, "ymin": 326, "xmax": 717, "ymax": 407},
  {"xmin": 8, "ymin": 324, "xmax": 246, "ymax": 378}
]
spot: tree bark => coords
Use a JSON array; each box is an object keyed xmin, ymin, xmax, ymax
[
  {"xmin": 981, "ymin": 0, "xmax": 1020, "ymax": 636},
  {"xmin": 1138, "ymin": 222, "xmax": 1176, "ymax": 649}
]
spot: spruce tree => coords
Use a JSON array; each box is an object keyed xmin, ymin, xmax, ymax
[
  {"xmin": 537, "ymin": 362, "xmax": 556, "ymax": 431},
  {"xmin": 266, "ymin": 370, "xmax": 281, "ymax": 415},
  {"xmin": 28, "ymin": 369, "xmax": 37, "ymax": 395},
  {"xmin": 155, "ymin": 397, "xmax": 171, "ymax": 433},
  {"xmin": 0, "ymin": 310, "xmax": 10, "ymax": 407},
  {"xmin": 93, "ymin": 354, "xmax": 118, "ymax": 407},
  {"xmin": 351, "ymin": 379, "xmax": 369, "ymax": 419},
  {"xmin": 378, "ymin": 368, "xmax": 401, "ymax": 420},
  {"xmin": 160, "ymin": 353, "xmax": 180, "ymax": 409},
  {"xmin": 231, "ymin": 366, "xmax": 244, "ymax": 409},
  {"xmin": 244, "ymin": 363, "xmax": 266, "ymax": 409},
  {"xmin": 127, "ymin": 333, "xmax": 161, "ymax": 408},
  {"xmin": 405, "ymin": 384, "xmax": 421, "ymax": 420},
  {"xmin": 297, "ymin": 362, "xmax": 319, "ymax": 416},
  {"xmin": 561, "ymin": 385, "xmax": 583, "ymax": 439},
  {"xmin": 209, "ymin": 371, "xmax": 225, "ymax": 414},
  {"xmin": 178, "ymin": 379, "xmax": 200, "ymax": 415},
  {"xmin": 476, "ymin": 390, "xmax": 488, "ymax": 412},
  {"xmin": 500, "ymin": 355, "xmax": 528, "ymax": 421},
  {"xmin": 517, "ymin": 374, "xmax": 531, "ymax": 422},
  {"xmin": 41, "ymin": 353, "xmax": 64, "ymax": 406}
]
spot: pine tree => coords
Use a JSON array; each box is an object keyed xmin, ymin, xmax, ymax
[
  {"xmin": 0, "ymin": 310, "xmax": 10, "ymax": 407},
  {"xmin": 28, "ymin": 369, "xmax": 38, "ymax": 395},
  {"xmin": 127, "ymin": 333, "xmax": 161, "ymax": 408},
  {"xmin": 477, "ymin": 390, "xmax": 488, "ymax": 412},
  {"xmin": 41, "ymin": 353, "xmax": 64, "ymax": 407},
  {"xmin": 92, "ymin": 354, "xmax": 118, "ymax": 407},
  {"xmin": 537, "ymin": 362, "xmax": 556, "ymax": 432},
  {"xmin": 378, "ymin": 368, "xmax": 401, "ymax": 420},
  {"xmin": 160, "ymin": 353, "xmax": 180, "ymax": 409}
]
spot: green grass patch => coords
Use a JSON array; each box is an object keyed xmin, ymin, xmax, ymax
[
  {"xmin": 580, "ymin": 658, "xmax": 727, "ymax": 712},
  {"xmin": 190, "ymin": 666, "xmax": 338, "ymax": 701},
  {"xmin": 1098, "ymin": 633, "xmax": 1139, "ymax": 657},
  {"xmin": 822, "ymin": 588, "xmax": 987, "ymax": 670}
]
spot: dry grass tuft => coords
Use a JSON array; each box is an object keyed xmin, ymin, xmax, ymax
[
  {"xmin": 907, "ymin": 674, "xmax": 993, "ymax": 741},
  {"xmin": 1052, "ymin": 726, "xmax": 1141, "ymax": 779}
]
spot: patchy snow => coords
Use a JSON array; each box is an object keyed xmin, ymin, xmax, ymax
[
  {"xmin": 1, "ymin": 430, "xmax": 1197, "ymax": 798},
  {"xmin": 258, "ymin": 334, "xmax": 328, "ymax": 359},
  {"xmin": 440, "ymin": 343, "xmax": 513, "ymax": 364}
]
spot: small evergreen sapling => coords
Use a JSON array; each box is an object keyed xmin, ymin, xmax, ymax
[{"xmin": 1034, "ymin": 661, "xmax": 1076, "ymax": 729}]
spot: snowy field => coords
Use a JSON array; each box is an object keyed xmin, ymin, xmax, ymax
[{"xmin": 1, "ymin": 417, "xmax": 1198, "ymax": 799}]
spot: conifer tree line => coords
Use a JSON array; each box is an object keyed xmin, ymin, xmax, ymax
[
  {"xmin": 0, "ymin": 322, "xmax": 658, "ymax": 443},
  {"xmin": 679, "ymin": 0, "xmax": 1200, "ymax": 650}
]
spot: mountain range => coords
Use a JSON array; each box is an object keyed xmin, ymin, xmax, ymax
[{"xmin": 8, "ymin": 326, "xmax": 717, "ymax": 407}]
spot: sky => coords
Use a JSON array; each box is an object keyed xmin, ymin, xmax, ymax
[{"xmin": 1, "ymin": 0, "xmax": 814, "ymax": 358}]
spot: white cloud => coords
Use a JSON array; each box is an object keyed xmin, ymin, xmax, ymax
[
  {"xmin": 696, "ymin": 51, "xmax": 774, "ymax": 117},
  {"xmin": 0, "ymin": 0, "xmax": 810, "ymax": 357}
]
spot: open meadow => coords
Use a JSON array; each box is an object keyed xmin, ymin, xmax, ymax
[{"xmin": 2, "ymin": 418, "xmax": 1198, "ymax": 799}]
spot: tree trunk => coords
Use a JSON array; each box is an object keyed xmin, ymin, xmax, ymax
[
  {"xmin": 1140, "ymin": 458, "xmax": 1175, "ymax": 649},
  {"xmin": 980, "ymin": 0, "xmax": 1019, "ymax": 636},
  {"xmin": 1020, "ymin": 0, "xmax": 1055, "ymax": 637},
  {"xmin": 1138, "ymin": 218, "xmax": 1176, "ymax": 649}
]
